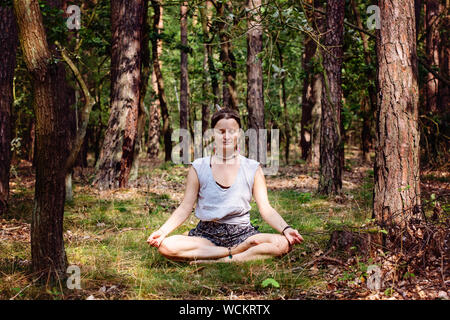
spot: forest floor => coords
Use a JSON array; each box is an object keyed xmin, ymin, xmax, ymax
[{"xmin": 0, "ymin": 148, "xmax": 448, "ymax": 300}]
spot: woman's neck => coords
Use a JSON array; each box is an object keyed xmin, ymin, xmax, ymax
[{"xmin": 213, "ymin": 150, "xmax": 238, "ymax": 163}]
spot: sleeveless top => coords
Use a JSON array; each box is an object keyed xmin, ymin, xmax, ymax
[{"xmin": 191, "ymin": 154, "xmax": 261, "ymax": 226}]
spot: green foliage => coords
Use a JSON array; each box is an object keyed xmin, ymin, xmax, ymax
[{"xmin": 261, "ymin": 278, "xmax": 280, "ymax": 288}]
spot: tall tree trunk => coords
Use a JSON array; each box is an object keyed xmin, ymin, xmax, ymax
[
  {"xmin": 14, "ymin": 0, "xmax": 69, "ymax": 280},
  {"xmin": 306, "ymin": 0, "xmax": 324, "ymax": 168},
  {"xmin": 0, "ymin": 5, "xmax": 17, "ymax": 215},
  {"xmin": 300, "ymin": 36, "xmax": 317, "ymax": 161},
  {"xmin": 94, "ymin": 0, "xmax": 145, "ymax": 190},
  {"xmin": 438, "ymin": 0, "xmax": 449, "ymax": 114},
  {"xmin": 425, "ymin": 0, "xmax": 441, "ymax": 113},
  {"xmin": 276, "ymin": 42, "xmax": 290, "ymax": 164},
  {"xmin": 203, "ymin": 0, "xmax": 220, "ymax": 109},
  {"xmin": 149, "ymin": 0, "xmax": 172, "ymax": 161},
  {"xmin": 310, "ymin": 72, "xmax": 322, "ymax": 167},
  {"xmin": 246, "ymin": 0, "xmax": 265, "ymax": 163},
  {"xmin": 351, "ymin": 0, "xmax": 376, "ymax": 163},
  {"xmin": 318, "ymin": 0, "xmax": 345, "ymax": 195},
  {"xmin": 374, "ymin": 0, "xmax": 421, "ymax": 227},
  {"xmin": 130, "ymin": 0, "xmax": 150, "ymax": 181},
  {"xmin": 180, "ymin": 1, "xmax": 189, "ymax": 161},
  {"xmin": 147, "ymin": 0, "xmax": 162, "ymax": 160},
  {"xmin": 47, "ymin": 0, "xmax": 81, "ymax": 203},
  {"xmin": 217, "ymin": 1, "xmax": 238, "ymax": 110},
  {"xmin": 199, "ymin": 0, "xmax": 215, "ymax": 134}
]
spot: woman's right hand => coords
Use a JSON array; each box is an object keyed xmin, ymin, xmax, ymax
[{"xmin": 147, "ymin": 229, "xmax": 166, "ymax": 248}]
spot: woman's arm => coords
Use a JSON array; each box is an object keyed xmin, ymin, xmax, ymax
[
  {"xmin": 147, "ymin": 166, "xmax": 200, "ymax": 247},
  {"xmin": 252, "ymin": 166, "xmax": 303, "ymax": 245}
]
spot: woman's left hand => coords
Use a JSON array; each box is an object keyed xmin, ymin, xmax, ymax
[{"xmin": 283, "ymin": 228, "xmax": 304, "ymax": 246}]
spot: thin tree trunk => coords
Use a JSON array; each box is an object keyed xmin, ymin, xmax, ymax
[
  {"xmin": 180, "ymin": 1, "xmax": 189, "ymax": 161},
  {"xmin": 147, "ymin": 0, "xmax": 163, "ymax": 159},
  {"xmin": 318, "ymin": 0, "xmax": 345, "ymax": 195},
  {"xmin": 131, "ymin": 0, "xmax": 150, "ymax": 181},
  {"xmin": 310, "ymin": 72, "xmax": 322, "ymax": 168},
  {"xmin": 276, "ymin": 42, "xmax": 290, "ymax": 164},
  {"xmin": 94, "ymin": 0, "xmax": 145, "ymax": 190},
  {"xmin": 0, "ymin": 5, "xmax": 17, "ymax": 215},
  {"xmin": 438, "ymin": 1, "xmax": 449, "ymax": 114},
  {"xmin": 149, "ymin": 0, "xmax": 172, "ymax": 162},
  {"xmin": 199, "ymin": 0, "xmax": 215, "ymax": 133},
  {"xmin": 351, "ymin": 0, "xmax": 376, "ymax": 163},
  {"xmin": 14, "ymin": 0, "xmax": 69, "ymax": 280},
  {"xmin": 300, "ymin": 36, "xmax": 316, "ymax": 161},
  {"xmin": 307, "ymin": 0, "xmax": 324, "ymax": 168},
  {"xmin": 425, "ymin": 0, "xmax": 441, "ymax": 113},
  {"xmin": 217, "ymin": 1, "xmax": 238, "ymax": 110},
  {"xmin": 246, "ymin": 0, "xmax": 265, "ymax": 163},
  {"xmin": 374, "ymin": 0, "xmax": 421, "ymax": 227}
]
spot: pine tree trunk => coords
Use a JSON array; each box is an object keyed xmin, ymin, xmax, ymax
[
  {"xmin": 14, "ymin": 0, "xmax": 69, "ymax": 280},
  {"xmin": 374, "ymin": 0, "xmax": 421, "ymax": 227},
  {"xmin": 318, "ymin": 0, "xmax": 345, "ymax": 195},
  {"xmin": 310, "ymin": 72, "xmax": 322, "ymax": 168},
  {"xmin": 130, "ymin": 0, "xmax": 150, "ymax": 181},
  {"xmin": 276, "ymin": 42, "xmax": 290, "ymax": 164},
  {"xmin": 147, "ymin": 0, "xmax": 163, "ymax": 160},
  {"xmin": 300, "ymin": 36, "xmax": 317, "ymax": 161},
  {"xmin": 180, "ymin": 1, "xmax": 189, "ymax": 161},
  {"xmin": 149, "ymin": 0, "xmax": 171, "ymax": 162},
  {"xmin": 94, "ymin": 0, "xmax": 145, "ymax": 189},
  {"xmin": 217, "ymin": 1, "xmax": 238, "ymax": 110},
  {"xmin": 438, "ymin": 1, "xmax": 449, "ymax": 114},
  {"xmin": 199, "ymin": 1, "xmax": 215, "ymax": 133},
  {"xmin": 351, "ymin": 0, "xmax": 376, "ymax": 163},
  {"xmin": 246, "ymin": 0, "xmax": 265, "ymax": 163},
  {"xmin": 425, "ymin": 0, "xmax": 441, "ymax": 113},
  {"xmin": 0, "ymin": 5, "xmax": 17, "ymax": 215}
]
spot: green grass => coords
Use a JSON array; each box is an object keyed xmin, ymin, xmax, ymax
[{"xmin": 1, "ymin": 165, "xmax": 374, "ymax": 300}]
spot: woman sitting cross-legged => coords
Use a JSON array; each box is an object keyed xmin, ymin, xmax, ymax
[{"xmin": 147, "ymin": 108, "xmax": 303, "ymax": 263}]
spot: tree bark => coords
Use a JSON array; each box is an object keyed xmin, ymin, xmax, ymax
[
  {"xmin": 276, "ymin": 42, "xmax": 290, "ymax": 164},
  {"xmin": 425, "ymin": 0, "xmax": 441, "ymax": 113},
  {"xmin": 0, "ymin": 4, "xmax": 17, "ymax": 215},
  {"xmin": 199, "ymin": 0, "xmax": 215, "ymax": 133},
  {"xmin": 300, "ymin": 36, "xmax": 317, "ymax": 161},
  {"xmin": 246, "ymin": 0, "xmax": 265, "ymax": 163},
  {"xmin": 147, "ymin": 0, "xmax": 162, "ymax": 160},
  {"xmin": 149, "ymin": 0, "xmax": 172, "ymax": 162},
  {"xmin": 94, "ymin": 0, "xmax": 145, "ymax": 190},
  {"xmin": 14, "ymin": 0, "xmax": 69, "ymax": 280},
  {"xmin": 217, "ymin": 1, "xmax": 238, "ymax": 110},
  {"xmin": 318, "ymin": 0, "xmax": 345, "ymax": 195},
  {"xmin": 374, "ymin": 0, "xmax": 421, "ymax": 227},
  {"xmin": 310, "ymin": 72, "xmax": 322, "ymax": 168},
  {"xmin": 130, "ymin": 0, "xmax": 150, "ymax": 181},
  {"xmin": 438, "ymin": 1, "xmax": 449, "ymax": 114},
  {"xmin": 180, "ymin": 1, "xmax": 189, "ymax": 161},
  {"xmin": 351, "ymin": 0, "xmax": 376, "ymax": 163}
]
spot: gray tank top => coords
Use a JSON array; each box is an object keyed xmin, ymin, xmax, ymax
[{"xmin": 191, "ymin": 154, "xmax": 261, "ymax": 226}]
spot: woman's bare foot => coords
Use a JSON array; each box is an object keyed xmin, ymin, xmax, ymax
[{"xmin": 230, "ymin": 238, "xmax": 260, "ymax": 255}]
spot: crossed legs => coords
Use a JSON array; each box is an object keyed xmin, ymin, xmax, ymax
[{"xmin": 157, "ymin": 233, "xmax": 291, "ymax": 263}]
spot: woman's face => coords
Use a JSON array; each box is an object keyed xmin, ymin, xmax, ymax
[{"xmin": 213, "ymin": 118, "xmax": 240, "ymax": 155}]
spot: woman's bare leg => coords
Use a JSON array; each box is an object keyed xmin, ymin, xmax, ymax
[
  {"xmin": 191, "ymin": 234, "xmax": 291, "ymax": 264},
  {"xmin": 158, "ymin": 235, "xmax": 230, "ymax": 261}
]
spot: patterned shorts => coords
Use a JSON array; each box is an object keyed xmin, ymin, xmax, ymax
[{"xmin": 188, "ymin": 220, "xmax": 260, "ymax": 248}]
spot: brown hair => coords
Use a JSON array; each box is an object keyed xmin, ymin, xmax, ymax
[{"xmin": 211, "ymin": 108, "xmax": 241, "ymax": 129}]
